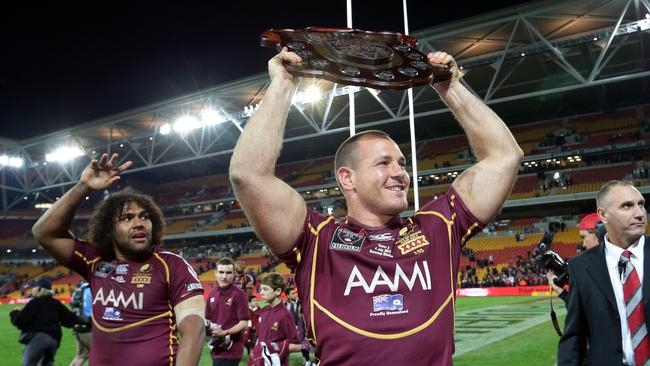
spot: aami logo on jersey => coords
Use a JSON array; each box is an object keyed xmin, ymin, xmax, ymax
[
  {"xmin": 396, "ymin": 231, "xmax": 430, "ymax": 255},
  {"xmin": 93, "ymin": 288, "xmax": 144, "ymax": 310},
  {"xmin": 330, "ymin": 227, "xmax": 366, "ymax": 252},
  {"xmin": 344, "ymin": 261, "xmax": 432, "ymax": 296}
]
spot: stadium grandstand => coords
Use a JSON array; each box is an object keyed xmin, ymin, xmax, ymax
[{"xmin": 1, "ymin": 0, "xmax": 650, "ymax": 364}]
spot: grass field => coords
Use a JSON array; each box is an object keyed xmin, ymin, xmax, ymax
[{"xmin": 0, "ymin": 296, "xmax": 565, "ymax": 365}]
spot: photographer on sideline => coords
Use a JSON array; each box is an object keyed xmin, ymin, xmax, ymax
[{"xmin": 546, "ymin": 213, "xmax": 601, "ymax": 304}]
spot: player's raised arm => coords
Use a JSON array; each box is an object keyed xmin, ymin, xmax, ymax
[
  {"xmin": 32, "ymin": 153, "xmax": 132, "ymax": 263},
  {"xmin": 428, "ymin": 52, "xmax": 523, "ymax": 224},
  {"xmin": 229, "ymin": 48, "xmax": 307, "ymax": 256}
]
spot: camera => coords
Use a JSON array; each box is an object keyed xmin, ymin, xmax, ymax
[
  {"xmin": 540, "ymin": 250, "xmax": 569, "ymax": 287},
  {"xmin": 534, "ymin": 232, "xmax": 569, "ymax": 287}
]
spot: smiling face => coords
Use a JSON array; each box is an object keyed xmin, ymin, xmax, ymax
[
  {"xmin": 112, "ymin": 202, "xmax": 153, "ymax": 260},
  {"xmin": 598, "ymin": 184, "xmax": 647, "ymax": 247},
  {"xmin": 338, "ymin": 135, "xmax": 410, "ymax": 221}
]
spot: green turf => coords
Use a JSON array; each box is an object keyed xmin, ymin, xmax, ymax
[
  {"xmin": 453, "ymin": 314, "xmax": 565, "ymax": 366},
  {"xmin": 1, "ymin": 296, "xmax": 564, "ymax": 366}
]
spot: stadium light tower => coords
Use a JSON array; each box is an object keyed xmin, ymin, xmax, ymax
[
  {"xmin": 45, "ymin": 146, "xmax": 84, "ymax": 163},
  {"xmin": 200, "ymin": 108, "xmax": 226, "ymax": 126},
  {"xmin": 0, "ymin": 154, "xmax": 24, "ymax": 168},
  {"xmin": 173, "ymin": 116, "xmax": 201, "ymax": 134},
  {"xmin": 293, "ymin": 85, "xmax": 323, "ymax": 105}
]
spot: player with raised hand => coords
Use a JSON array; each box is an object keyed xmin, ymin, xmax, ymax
[
  {"xmin": 32, "ymin": 152, "xmax": 206, "ymax": 366},
  {"xmin": 230, "ymin": 47, "xmax": 522, "ymax": 364}
]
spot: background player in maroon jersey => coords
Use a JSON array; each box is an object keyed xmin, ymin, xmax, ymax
[
  {"xmin": 232, "ymin": 260, "xmax": 249, "ymax": 290},
  {"xmin": 205, "ymin": 257, "xmax": 250, "ymax": 366},
  {"xmin": 230, "ymin": 48, "xmax": 522, "ymax": 365},
  {"xmin": 249, "ymin": 273, "xmax": 301, "ymax": 366},
  {"xmin": 32, "ymin": 153, "xmax": 206, "ymax": 366}
]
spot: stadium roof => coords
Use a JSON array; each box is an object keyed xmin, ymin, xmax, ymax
[{"xmin": 1, "ymin": 0, "xmax": 649, "ymax": 211}]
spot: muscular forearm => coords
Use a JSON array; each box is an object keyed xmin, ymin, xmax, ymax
[
  {"xmin": 230, "ymin": 79, "xmax": 295, "ymax": 182},
  {"xmin": 32, "ymin": 183, "xmax": 90, "ymax": 243},
  {"xmin": 176, "ymin": 316, "xmax": 205, "ymax": 366},
  {"xmin": 434, "ymin": 83, "xmax": 522, "ymax": 161}
]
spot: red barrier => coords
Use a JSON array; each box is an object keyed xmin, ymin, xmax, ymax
[{"xmin": 456, "ymin": 286, "xmax": 552, "ymax": 297}]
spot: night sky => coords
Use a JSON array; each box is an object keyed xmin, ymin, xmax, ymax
[{"xmin": 0, "ymin": 1, "xmax": 528, "ymax": 141}]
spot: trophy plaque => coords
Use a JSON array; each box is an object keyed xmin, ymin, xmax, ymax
[{"xmin": 260, "ymin": 27, "xmax": 452, "ymax": 90}]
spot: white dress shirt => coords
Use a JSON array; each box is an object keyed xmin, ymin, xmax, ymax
[{"xmin": 604, "ymin": 235, "xmax": 645, "ymax": 366}]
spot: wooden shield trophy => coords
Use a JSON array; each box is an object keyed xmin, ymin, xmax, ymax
[{"xmin": 260, "ymin": 27, "xmax": 452, "ymax": 90}]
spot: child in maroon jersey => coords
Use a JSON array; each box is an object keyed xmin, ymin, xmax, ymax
[{"xmin": 248, "ymin": 274, "xmax": 302, "ymax": 366}]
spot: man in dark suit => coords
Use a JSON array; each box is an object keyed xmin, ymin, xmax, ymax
[{"xmin": 558, "ymin": 180, "xmax": 648, "ymax": 366}]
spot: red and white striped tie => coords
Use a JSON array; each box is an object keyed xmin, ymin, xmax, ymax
[{"xmin": 621, "ymin": 250, "xmax": 650, "ymax": 366}]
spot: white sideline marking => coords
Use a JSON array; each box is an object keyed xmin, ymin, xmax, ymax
[{"xmin": 454, "ymin": 299, "xmax": 566, "ymax": 357}]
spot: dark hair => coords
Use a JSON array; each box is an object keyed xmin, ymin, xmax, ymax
[
  {"xmin": 334, "ymin": 130, "xmax": 392, "ymax": 188},
  {"xmin": 88, "ymin": 188, "xmax": 164, "ymax": 260},
  {"xmin": 216, "ymin": 257, "xmax": 235, "ymax": 267},
  {"xmin": 596, "ymin": 180, "xmax": 636, "ymax": 208},
  {"xmin": 284, "ymin": 286, "xmax": 296, "ymax": 295},
  {"xmin": 260, "ymin": 273, "xmax": 285, "ymax": 292}
]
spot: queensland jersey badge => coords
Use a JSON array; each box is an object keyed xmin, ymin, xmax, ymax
[{"xmin": 330, "ymin": 227, "xmax": 366, "ymax": 252}]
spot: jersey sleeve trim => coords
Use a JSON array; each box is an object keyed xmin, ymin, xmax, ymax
[
  {"xmin": 73, "ymin": 251, "xmax": 100, "ymax": 267},
  {"xmin": 154, "ymin": 252, "xmax": 171, "ymax": 286},
  {"xmin": 293, "ymin": 247, "xmax": 302, "ymax": 266},
  {"xmin": 461, "ymin": 222, "xmax": 480, "ymax": 246}
]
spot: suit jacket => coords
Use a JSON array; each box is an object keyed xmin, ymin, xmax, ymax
[{"xmin": 558, "ymin": 235, "xmax": 650, "ymax": 366}]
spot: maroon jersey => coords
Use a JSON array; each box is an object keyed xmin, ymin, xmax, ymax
[
  {"xmin": 65, "ymin": 240, "xmax": 204, "ymax": 366},
  {"xmin": 249, "ymin": 303, "xmax": 299, "ymax": 366},
  {"xmin": 205, "ymin": 284, "xmax": 250, "ymax": 360},
  {"xmin": 233, "ymin": 273, "xmax": 248, "ymax": 290},
  {"xmin": 279, "ymin": 188, "xmax": 484, "ymax": 365}
]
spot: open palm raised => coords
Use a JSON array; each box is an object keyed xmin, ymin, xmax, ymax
[{"xmin": 79, "ymin": 153, "xmax": 133, "ymax": 191}]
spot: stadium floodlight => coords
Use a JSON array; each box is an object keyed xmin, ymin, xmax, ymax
[
  {"xmin": 160, "ymin": 123, "xmax": 172, "ymax": 135},
  {"xmin": 303, "ymin": 86, "xmax": 322, "ymax": 103},
  {"xmin": 45, "ymin": 146, "xmax": 84, "ymax": 163},
  {"xmin": 201, "ymin": 109, "xmax": 226, "ymax": 126},
  {"xmin": 0, "ymin": 154, "xmax": 24, "ymax": 168},
  {"xmin": 173, "ymin": 116, "xmax": 201, "ymax": 134},
  {"xmin": 293, "ymin": 85, "xmax": 322, "ymax": 105},
  {"xmin": 35, "ymin": 202, "xmax": 53, "ymax": 209}
]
